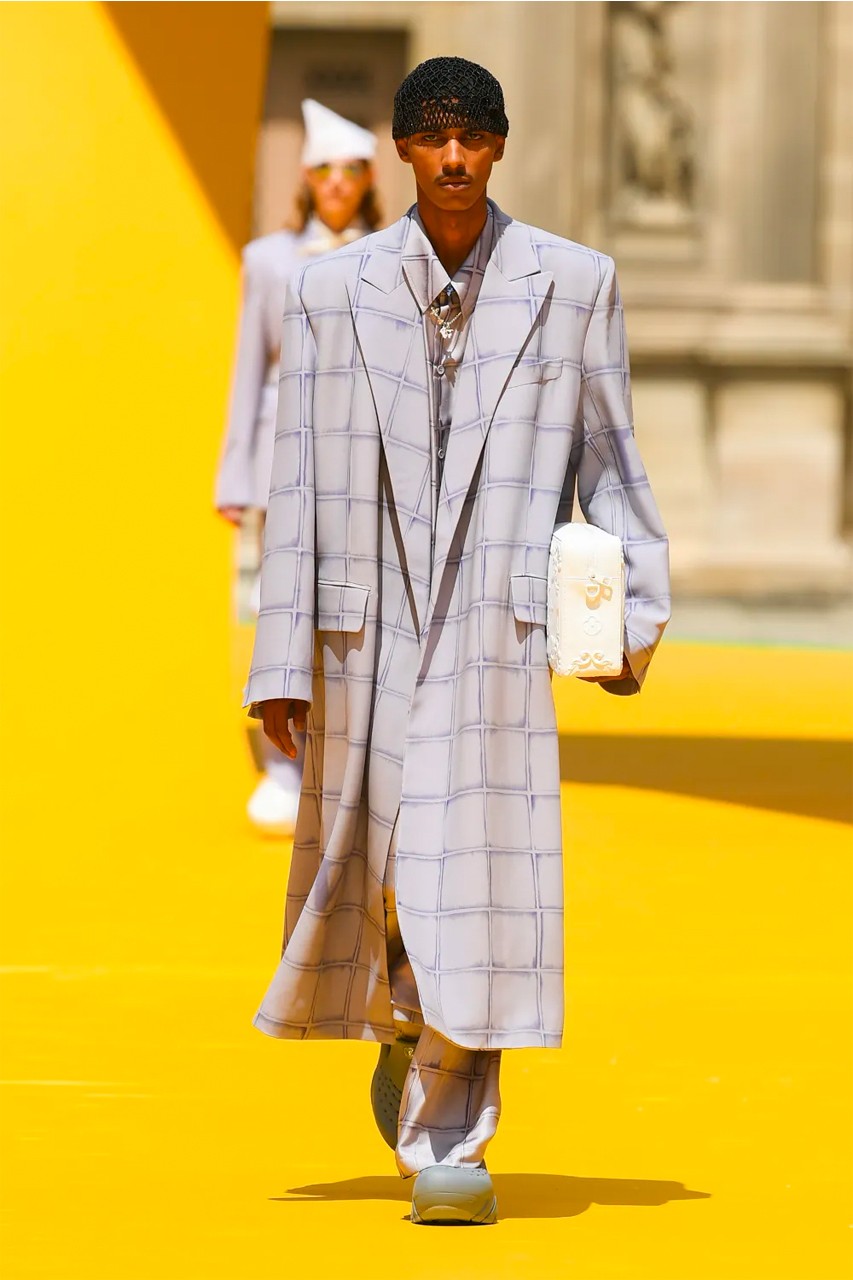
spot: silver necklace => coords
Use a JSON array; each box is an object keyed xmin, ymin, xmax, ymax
[{"xmin": 430, "ymin": 284, "xmax": 463, "ymax": 356}]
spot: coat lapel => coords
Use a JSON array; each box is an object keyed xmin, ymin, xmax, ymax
[
  {"xmin": 426, "ymin": 212, "xmax": 554, "ymax": 622},
  {"xmin": 348, "ymin": 221, "xmax": 432, "ymax": 595}
]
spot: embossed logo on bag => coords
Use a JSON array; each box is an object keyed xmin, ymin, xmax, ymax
[{"xmin": 585, "ymin": 573, "xmax": 613, "ymax": 609}]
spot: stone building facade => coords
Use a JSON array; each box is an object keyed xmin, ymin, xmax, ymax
[{"xmin": 255, "ymin": 1, "xmax": 853, "ymax": 600}]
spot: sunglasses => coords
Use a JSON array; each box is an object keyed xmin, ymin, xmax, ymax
[{"xmin": 309, "ymin": 161, "xmax": 368, "ymax": 179}]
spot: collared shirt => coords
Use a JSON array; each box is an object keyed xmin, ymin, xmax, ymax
[
  {"xmin": 298, "ymin": 214, "xmax": 368, "ymax": 257},
  {"xmin": 402, "ymin": 206, "xmax": 496, "ymax": 507}
]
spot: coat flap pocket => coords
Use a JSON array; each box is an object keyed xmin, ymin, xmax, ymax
[
  {"xmin": 511, "ymin": 358, "xmax": 564, "ymax": 387},
  {"xmin": 316, "ymin": 580, "xmax": 370, "ymax": 632},
  {"xmin": 510, "ymin": 574, "xmax": 548, "ymax": 626}
]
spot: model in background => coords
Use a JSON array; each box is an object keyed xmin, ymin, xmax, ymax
[{"xmin": 216, "ymin": 99, "xmax": 380, "ymax": 834}]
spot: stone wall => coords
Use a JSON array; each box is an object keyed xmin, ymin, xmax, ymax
[{"xmin": 268, "ymin": 0, "xmax": 853, "ymax": 598}]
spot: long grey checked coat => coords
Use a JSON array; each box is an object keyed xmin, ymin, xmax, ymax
[{"xmin": 245, "ymin": 200, "xmax": 670, "ymax": 1051}]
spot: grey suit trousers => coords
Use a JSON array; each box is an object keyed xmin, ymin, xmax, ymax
[{"xmin": 385, "ymin": 821, "xmax": 502, "ymax": 1177}]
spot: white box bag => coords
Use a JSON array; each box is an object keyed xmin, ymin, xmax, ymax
[{"xmin": 547, "ymin": 522, "xmax": 625, "ymax": 677}]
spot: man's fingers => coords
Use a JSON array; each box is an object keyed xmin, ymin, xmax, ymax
[
  {"xmin": 261, "ymin": 698, "xmax": 307, "ymax": 758},
  {"xmin": 261, "ymin": 711, "xmax": 282, "ymax": 754},
  {"xmin": 262, "ymin": 702, "xmax": 288, "ymax": 755},
  {"xmin": 274, "ymin": 702, "xmax": 297, "ymax": 758}
]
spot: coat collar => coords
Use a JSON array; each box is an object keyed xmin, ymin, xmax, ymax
[
  {"xmin": 298, "ymin": 215, "xmax": 368, "ymax": 257},
  {"xmin": 359, "ymin": 199, "xmax": 541, "ymax": 293},
  {"xmin": 351, "ymin": 199, "xmax": 554, "ymax": 642},
  {"xmin": 400, "ymin": 203, "xmax": 497, "ymax": 318}
]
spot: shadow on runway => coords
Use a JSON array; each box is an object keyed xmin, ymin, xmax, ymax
[
  {"xmin": 559, "ymin": 734, "xmax": 853, "ymax": 825},
  {"xmin": 275, "ymin": 1174, "xmax": 711, "ymax": 1220}
]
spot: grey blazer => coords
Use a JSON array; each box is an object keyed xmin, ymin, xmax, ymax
[
  {"xmin": 245, "ymin": 201, "xmax": 671, "ymax": 1050},
  {"xmin": 216, "ymin": 231, "xmax": 304, "ymax": 511}
]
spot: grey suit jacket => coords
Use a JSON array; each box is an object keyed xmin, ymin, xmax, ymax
[
  {"xmin": 217, "ymin": 221, "xmax": 368, "ymax": 511},
  {"xmin": 216, "ymin": 231, "xmax": 303, "ymax": 510},
  {"xmin": 245, "ymin": 201, "xmax": 670, "ymax": 1050}
]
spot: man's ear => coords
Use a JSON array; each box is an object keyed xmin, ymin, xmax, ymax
[
  {"xmin": 395, "ymin": 137, "xmax": 412, "ymax": 164},
  {"xmin": 493, "ymin": 137, "xmax": 506, "ymax": 163}
]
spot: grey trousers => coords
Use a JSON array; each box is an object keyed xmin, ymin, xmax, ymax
[
  {"xmin": 252, "ymin": 518, "xmax": 305, "ymax": 794},
  {"xmin": 384, "ymin": 824, "xmax": 502, "ymax": 1177}
]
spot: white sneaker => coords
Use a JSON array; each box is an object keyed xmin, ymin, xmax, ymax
[{"xmin": 247, "ymin": 775, "xmax": 300, "ymax": 835}]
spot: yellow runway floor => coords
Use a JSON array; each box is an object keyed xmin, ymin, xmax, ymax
[{"xmin": 1, "ymin": 642, "xmax": 852, "ymax": 1280}]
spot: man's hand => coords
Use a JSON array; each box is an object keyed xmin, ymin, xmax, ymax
[
  {"xmin": 218, "ymin": 505, "xmax": 245, "ymax": 526},
  {"xmin": 261, "ymin": 699, "xmax": 308, "ymax": 758}
]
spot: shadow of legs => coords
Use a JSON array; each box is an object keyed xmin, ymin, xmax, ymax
[{"xmin": 274, "ymin": 1173, "xmax": 711, "ymax": 1220}]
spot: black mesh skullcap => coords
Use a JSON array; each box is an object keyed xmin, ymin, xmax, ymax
[{"xmin": 392, "ymin": 57, "xmax": 509, "ymax": 140}]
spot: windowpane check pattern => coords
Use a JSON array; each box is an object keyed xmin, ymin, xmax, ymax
[{"xmin": 246, "ymin": 200, "xmax": 670, "ymax": 1051}]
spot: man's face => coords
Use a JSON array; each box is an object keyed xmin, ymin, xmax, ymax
[{"xmin": 396, "ymin": 125, "xmax": 505, "ymax": 211}]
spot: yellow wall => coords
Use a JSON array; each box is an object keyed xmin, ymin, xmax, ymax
[{"xmin": 0, "ymin": 3, "xmax": 269, "ymax": 960}]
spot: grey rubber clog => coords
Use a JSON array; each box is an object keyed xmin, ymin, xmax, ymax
[
  {"xmin": 411, "ymin": 1164, "xmax": 498, "ymax": 1225},
  {"xmin": 369, "ymin": 1039, "xmax": 417, "ymax": 1150}
]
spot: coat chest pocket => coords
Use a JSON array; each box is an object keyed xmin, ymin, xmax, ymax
[
  {"xmin": 510, "ymin": 358, "xmax": 564, "ymax": 387},
  {"xmin": 510, "ymin": 574, "xmax": 548, "ymax": 626},
  {"xmin": 316, "ymin": 580, "xmax": 370, "ymax": 632}
]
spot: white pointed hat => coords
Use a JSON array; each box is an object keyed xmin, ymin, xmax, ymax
[{"xmin": 300, "ymin": 99, "xmax": 378, "ymax": 168}]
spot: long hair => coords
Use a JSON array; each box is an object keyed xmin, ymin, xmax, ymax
[{"xmin": 288, "ymin": 182, "xmax": 383, "ymax": 234}]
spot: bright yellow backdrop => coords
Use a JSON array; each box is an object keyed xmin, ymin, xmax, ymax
[
  {"xmin": 0, "ymin": 2, "xmax": 268, "ymax": 967},
  {"xmin": 1, "ymin": 7, "xmax": 852, "ymax": 1279}
]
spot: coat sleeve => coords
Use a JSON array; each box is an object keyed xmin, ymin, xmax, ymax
[
  {"xmin": 242, "ymin": 270, "xmax": 316, "ymax": 714},
  {"xmin": 215, "ymin": 245, "xmax": 267, "ymax": 509},
  {"xmin": 574, "ymin": 255, "xmax": 671, "ymax": 696}
]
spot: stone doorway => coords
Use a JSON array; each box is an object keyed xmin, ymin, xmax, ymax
[{"xmin": 253, "ymin": 25, "xmax": 409, "ymax": 237}]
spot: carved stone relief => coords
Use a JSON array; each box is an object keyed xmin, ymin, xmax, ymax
[{"xmin": 609, "ymin": 0, "xmax": 696, "ymax": 229}]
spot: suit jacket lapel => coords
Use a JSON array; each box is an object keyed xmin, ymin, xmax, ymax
[
  {"xmin": 427, "ymin": 212, "xmax": 554, "ymax": 623},
  {"xmin": 348, "ymin": 221, "xmax": 432, "ymax": 613}
]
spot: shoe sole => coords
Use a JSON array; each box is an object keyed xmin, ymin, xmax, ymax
[{"xmin": 411, "ymin": 1194, "xmax": 498, "ymax": 1225}]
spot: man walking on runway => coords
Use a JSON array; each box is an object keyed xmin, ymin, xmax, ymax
[{"xmin": 244, "ymin": 56, "xmax": 670, "ymax": 1225}]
